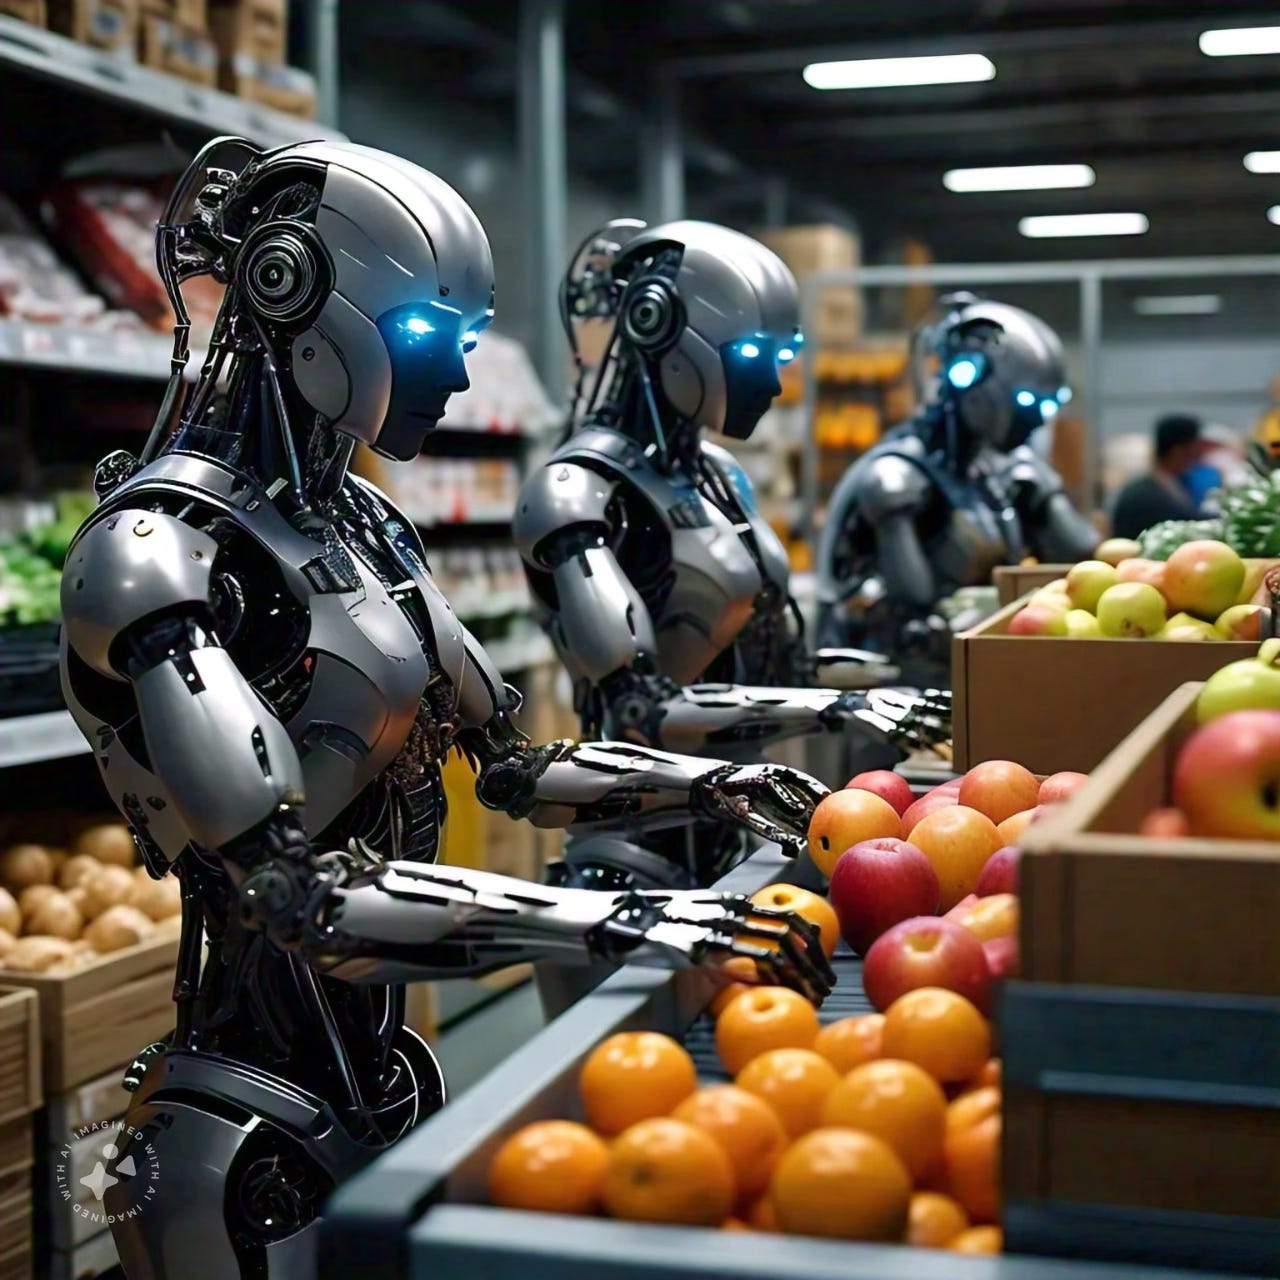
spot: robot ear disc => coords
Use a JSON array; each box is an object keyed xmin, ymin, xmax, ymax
[
  {"xmin": 946, "ymin": 353, "xmax": 987, "ymax": 390},
  {"xmin": 620, "ymin": 276, "xmax": 682, "ymax": 353}
]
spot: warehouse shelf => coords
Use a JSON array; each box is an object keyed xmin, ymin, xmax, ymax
[
  {"xmin": 0, "ymin": 15, "xmax": 340, "ymax": 149},
  {"xmin": 413, "ymin": 511, "xmax": 515, "ymax": 534},
  {"xmin": 0, "ymin": 710, "xmax": 90, "ymax": 769},
  {"xmin": 486, "ymin": 633, "xmax": 553, "ymax": 675},
  {"xmin": 0, "ymin": 317, "xmax": 186, "ymax": 381}
]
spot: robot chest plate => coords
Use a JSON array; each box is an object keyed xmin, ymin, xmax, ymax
[{"xmin": 933, "ymin": 500, "xmax": 1014, "ymax": 588}]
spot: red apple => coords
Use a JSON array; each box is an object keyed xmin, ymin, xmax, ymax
[
  {"xmin": 1008, "ymin": 604, "xmax": 1067, "ymax": 637},
  {"xmin": 1172, "ymin": 710, "xmax": 1280, "ymax": 838},
  {"xmin": 1039, "ymin": 771, "xmax": 1089, "ymax": 806},
  {"xmin": 983, "ymin": 934, "xmax": 1020, "ymax": 980},
  {"xmin": 942, "ymin": 893, "xmax": 980, "ymax": 921},
  {"xmin": 862, "ymin": 916, "xmax": 992, "ymax": 1014},
  {"xmin": 902, "ymin": 785, "xmax": 961, "ymax": 837},
  {"xmin": 828, "ymin": 838, "xmax": 941, "ymax": 955},
  {"xmin": 845, "ymin": 770, "xmax": 914, "ymax": 817},
  {"xmin": 976, "ymin": 846, "xmax": 1021, "ymax": 897},
  {"xmin": 1138, "ymin": 807, "xmax": 1191, "ymax": 839}
]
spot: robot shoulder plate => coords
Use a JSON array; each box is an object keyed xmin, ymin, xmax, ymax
[
  {"xmin": 1000, "ymin": 444, "xmax": 1064, "ymax": 496},
  {"xmin": 700, "ymin": 441, "xmax": 759, "ymax": 515},
  {"xmin": 61, "ymin": 507, "xmax": 218, "ymax": 679},
  {"xmin": 513, "ymin": 459, "xmax": 619, "ymax": 564},
  {"xmin": 851, "ymin": 447, "xmax": 932, "ymax": 521}
]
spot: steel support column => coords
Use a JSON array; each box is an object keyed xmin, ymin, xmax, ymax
[
  {"xmin": 643, "ymin": 68, "xmax": 685, "ymax": 223},
  {"xmin": 1079, "ymin": 271, "xmax": 1104, "ymax": 509},
  {"xmin": 307, "ymin": 0, "xmax": 340, "ymax": 129},
  {"xmin": 518, "ymin": 0, "xmax": 569, "ymax": 407}
]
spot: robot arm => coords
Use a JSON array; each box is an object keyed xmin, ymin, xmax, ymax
[{"xmin": 1004, "ymin": 447, "xmax": 1100, "ymax": 563}]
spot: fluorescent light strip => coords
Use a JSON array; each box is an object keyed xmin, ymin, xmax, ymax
[
  {"xmin": 1200, "ymin": 27, "xmax": 1280, "ymax": 57},
  {"xmin": 803, "ymin": 54, "xmax": 995, "ymax": 91},
  {"xmin": 1019, "ymin": 212, "xmax": 1149, "ymax": 238},
  {"xmin": 1133, "ymin": 295, "xmax": 1222, "ymax": 317},
  {"xmin": 1269, "ymin": 206, "xmax": 1280, "ymax": 225},
  {"xmin": 1245, "ymin": 151, "xmax": 1280, "ymax": 173},
  {"xmin": 943, "ymin": 163, "xmax": 1095, "ymax": 192}
]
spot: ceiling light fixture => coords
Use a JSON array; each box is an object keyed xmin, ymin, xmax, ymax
[
  {"xmin": 1245, "ymin": 151, "xmax": 1280, "ymax": 173},
  {"xmin": 1200, "ymin": 27, "xmax": 1280, "ymax": 57},
  {"xmin": 1133, "ymin": 295, "xmax": 1223, "ymax": 317},
  {"xmin": 1019, "ymin": 212, "xmax": 1149, "ymax": 238},
  {"xmin": 1269, "ymin": 205, "xmax": 1280, "ymax": 225},
  {"xmin": 943, "ymin": 163, "xmax": 1095, "ymax": 192},
  {"xmin": 803, "ymin": 53, "xmax": 995, "ymax": 91}
]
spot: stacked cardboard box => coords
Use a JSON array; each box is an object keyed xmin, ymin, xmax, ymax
[
  {"xmin": 0, "ymin": 1, "xmax": 46, "ymax": 26},
  {"xmin": 47, "ymin": 0, "xmax": 136, "ymax": 52},
  {"xmin": 138, "ymin": 0, "xmax": 216, "ymax": 85},
  {"xmin": 209, "ymin": 0, "xmax": 315, "ymax": 117},
  {"xmin": 758, "ymin": 224, "xmax": 863, "ymax": 348}
]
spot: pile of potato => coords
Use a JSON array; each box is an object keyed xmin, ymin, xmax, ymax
[{"xmin": 0, "ymin": 822, "xmax": 181, "ymax": 974}]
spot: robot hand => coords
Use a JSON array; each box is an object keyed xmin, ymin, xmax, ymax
[
  {"xmin": 808, "ymin": 647, "xmax": 902, "ymax": 689},
  {"xmin": 593, "ymin": 888, "xmax": 835, "ymax": 1003},
  {"xmin": 690, "ymin": 763, "xmax": 829, "ymax": 857},
  {"xmin": 820, "ymin": 687, "xmax": 952, "ymax": 756}
]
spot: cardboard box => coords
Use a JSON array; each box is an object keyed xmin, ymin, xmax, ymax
[
  {"xmin": 1019, "ymin": 680, "xmax": 1280, "ymax": 996},
  {"xmin": 221, "ymin": 54, "xmax": 316, "ymax": 117},
  {"xmin": 758, "ymin": 224, "xmax": 860, "ymax": 278},
  {"xmin": 138, "ymin": 0, "xmax": 203, "ymax": 24},
  {"xmin": 950, "ymin": 598, "xmax": 1257, "ymax": 774},
  {"xmin": 992, "ymin": 563, "xmax": 1071, "ymax": 607},
  {"xmin": 48, "ymin": 0, "xmax": 136, "ymax": 51},
  {"xmin": 209, "ymin": 0, "xmax": 284, "ymax": 64},
  {"xmin": 140, "ymin": 13, "xmax": 216, "ymax": 84},
  {"xmin": 0, "ymin": 0, "xmax": 46, "ymax": 24}
]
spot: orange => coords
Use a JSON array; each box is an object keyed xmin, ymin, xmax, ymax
[
  {"xmin": 951, "ymin": 1224, "xmax": 1003, "ymax": 1253},
  {"xmin": 488, "ymin": 1120, "xmax": 609, "ymax": 1214},
  {"xmin": 770, "ymin": 1128, "xmax": 912, "ymax": 1241},
  {"xmin": 602, "ymin": 1117, "xmax": 735, "ymax": 1226},
  {"xmin": 882, "ymin": 988, "xmax": 991, "ymax": 1084},
  {"xmin": 579, "ymin": 1032, "xmax": 697, "ymax": 1136},
  {"xmin": 736, "ymin": 1048, "xmax": 840, "ymax": 1138},
  {"xmin": 807, "ymin": 790, "xmax": 902, "ymax": 877},
  {"xmin": 996, "ymin": 809, "xmax": 1036, "ymax": 846},
  {"xmin": 974, "ymin": 1058, "xmax": 1001, "ymax": 1090},
  {"xmin": 944, "ymin": 1087, "xmax": 1001, "ymax": 1223},
  {"xmin": 721, "ymin": 1217, "xmax": 751, "ymax": 1231},
  {"xmin": 747, "ymin": 1193, "xmax": 779, "ymax": 1231},
  {"xmin": 910, "ymin": 807, "xmax": 1003, "ymax": 910},
  {"xmin": 959, "ymin": 761, "xmax": 1040, "ymax": 826},
  {"xmin": 907, "ymin": 1191, "xmax": 970, "ymax": 1248},
  {"xmin": 710, "ymin": 956, "xmax": 760, "ymax": 1017},
  {"xmin": 716, "ymin": 986, "xmax": 820, "ymax": 1075},
  {"xmin": 671, "ymin": 1085, "xmax": 788, "ymax": 1202},
  {"xmin": 749, "ymin": 883, "xmax": 840, "ymax": 957},
  {"xmin": 813, "ymin": 1013, "xmax": 884, "ymax": 1074},
  {"xmin": 819, "ymin": 1058, "xmax": 947, "ymax": 1180},
  {"xmin": 949, "ymin": 893, "xmax": 1019, "ymax": 943}
]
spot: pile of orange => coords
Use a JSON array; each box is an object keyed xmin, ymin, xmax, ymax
[{"xmin": 487, "ymin": 977, "xmax": 1002, "ymax": 1255}]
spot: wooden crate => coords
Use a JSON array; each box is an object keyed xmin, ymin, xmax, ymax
[
  {"xmin": 1006, "ymin": 683, "xmax": 1280, "ymax": 1272},
  {"xmin": 992, "ymin": 563, "xmax": 1071, "ymax": 607},
  {"xmin": 0, "ymin": 1114, "xmax": 34, "ymax": 1280},
  {"xmin": 951, "ymin": 600, "xmax": 1256, "ymax": 774},
  {"xmin": 1, "ymin": 934, "xmax": 177, "ymax": 1094},
  {"xmin": 0, "ymin": 989, "xmax": 40, "ymax": 1124}
]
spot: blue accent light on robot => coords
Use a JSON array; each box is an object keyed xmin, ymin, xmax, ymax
[
  {"xmin": 948, "ymin": 358, "xmax": 981, "ymax": 389},
  {"xmin": 1059, "ymin": 386, "xmax": 1073, "ymax": 404},
  {"xmin": 403, "ymin": 316, "xmax": 433, "ymax": 335},
  {"xmin": 462, "ymin": 330, "xmax": 480, "ymax": 352},
  {"xmin": 740, "ymin": 342, "xmax": 761, "ymax": 359},
  {"xmin": 1016, "ymin": 390, "xmax": 1036, "ymax": 408},
  {"xmin": 778, "ymin": 347, "xmax": 796, "ymax": 363},
  {"xmin": 1040, "ymin": 398, "xmax": 1060, "ymax": 418}
]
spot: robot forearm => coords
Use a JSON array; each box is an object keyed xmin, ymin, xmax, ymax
[
  {"xmin": 1035, "ymin": 491, "xmax": 1101, "ymax": 563},
  {"xmin": 876, "ymin": 514, "xmax": 939, "ymax": 609}
]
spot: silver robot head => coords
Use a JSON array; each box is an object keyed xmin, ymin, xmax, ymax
[
  {"xmin": 574, "ymin": 219, "xmax": 801, "ymax": 440},
  {"xmin": 920, "ymin": 293, "xmax": 1070, "ymax": 452},
  {"xmin": 156, "ymin": 137, "xmax": 495, "ymax": 462}
]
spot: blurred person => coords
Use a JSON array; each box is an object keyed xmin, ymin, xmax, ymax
[{"xmin": 1110, "ymin": 413, "xmax": 1208, "ymax": 538}]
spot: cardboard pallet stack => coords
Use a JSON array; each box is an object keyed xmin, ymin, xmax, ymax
[{"xmin": 210, "ymin": 0, "xmax": 315, "ymax": 117}]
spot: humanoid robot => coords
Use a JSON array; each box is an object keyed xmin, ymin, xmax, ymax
[
  {"xmin": 817, "ymin": 292, "xmax": 1099, "ymax": 676},
  {"xmin": 515, "ymin": 220, "xmax": 950, "ymax": 890},
  {"xmin": 57, "ymin": 139, "xmax": 833, "ymax": 1280}
]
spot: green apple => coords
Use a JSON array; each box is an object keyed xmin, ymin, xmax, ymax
[
  {"xmin": 1237, "ymin": 559, "xmax": 1274, "ymax": 606},
  {"xmin": 1096, "ymin": 582, "xmax": 1167, "ymax": 639},
  {"xmin": 1162, "ymin": 540, "xmax": 1245, "ymax": 621},
  {"xmin": 1216, "ymin": 603, "xmax": 1267, "ymax": 641},
  {"xmin": 1008, "ymin": 603, "xmax": 1068, "ymax": 637},
  {"xmin": 1065, "ymin": 608, "xmax": 1101, "ymax": 638},
  {"xmin": 1096, "ymin": 537, "xmax": 1141, "ymax": 567},
  {"xmin": 1066, "ymin": 560, "xmax": 1118, "ymax": 613},
  {"xmin": 1196, "ymin": 638, "xmax": 1280, "ymax": 723},
  {"xmin": 1161, "ymin": 614, "xmax": 1219, "ymax": 641}
]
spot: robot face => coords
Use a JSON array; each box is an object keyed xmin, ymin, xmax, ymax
[
  {"xmin": 718, "ymin": 334, "xmax": 796, "ymax": 440},
  {"xmin": 373, "ymin": 302, "xmax": 482, "ymax": 460}
]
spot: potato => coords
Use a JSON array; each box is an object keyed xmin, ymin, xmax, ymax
[
  {"xmin": 152, "ymin": 913, "xmax": 183, "ymax": 939},
  {"xmin": 0, "ymin": 887, "xmax": 19, "ymax": 936},
  {"xmin": 71, "ymin": 825, "xmax": 136, "ymax": 868},
  {"xmin": 127, "ymin": 874, "xmax": 182, "ymax": 922},
  {"xmin": 78, "ymin": 865, "xmax": 137, "ymax": 920},
  {"xmin": 0, "ymin": 928, "xmax": 15, "ymax": 960},
  {"xmin": 83, "ymin": 905, "xmax": 153, "ymax": 954},
  {"xmin": 47, "ymin": 848, "xmax": 68, "ymax": 878},
  {"xmin": 25, "ymin": 892, "xmax": 83, "ymax": 941},
  {"xmin": 3, "ymin": 935, "xmax": 75, "ymax": 972},
  {"xmin": 19, "ymin": 883, "xmax": 61, "ymax": 917},
  {"xmin": 59, "ymin": 854, "xmax": 102, "ymax": 891},
  {"xmin": 0, "ymin": 844, "xmax": 55, "ymax": 890}
]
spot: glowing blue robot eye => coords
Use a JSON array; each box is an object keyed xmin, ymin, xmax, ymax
[
  {"xmin": 462, "ymin": 330, "xmax": 480, "ymax": 353},
  {"xmin": 1016, "ymin": 390, "xmax": 1036, "ymax": 408},
  {"xmin": 794, "ymin": 333, "xmax": 805, "ymax": 347},
  {"xmin": 402, "ymin": 316, "xmax": 434, "ymax": 336},
  {"xmin": 1059, "ymin": 386, "xmax": 1073, "ymax": 404},
  {"xmin": 778, "ymin": 347, "xmax": 796, "ymax": 363},
  {"xmin": 948, "ymin": 358, "xmax": 981, "ymax": 390},
  {"xmin": 1040, "ymin": 398, "xmax": 1060, "ymax": 418},
  {"xmin": 740, "ymin": 342, "xmax": 761, "ymax": 359}
]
